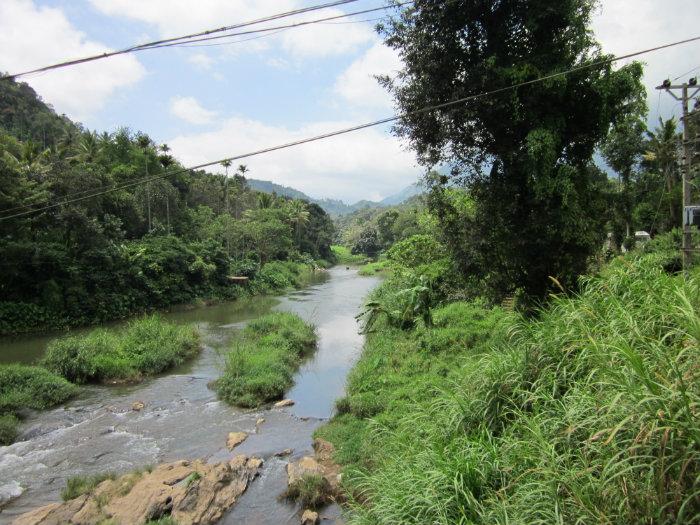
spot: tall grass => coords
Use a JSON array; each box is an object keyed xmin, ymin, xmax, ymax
[
  {"xmin": 42, "ymin": 315, "xmax": 200, "ymax": 384},
  {"xmin": 0, "ymin": 363, "xmax": 78, "ymax": 444},
  {"xmin": 215, "ymin": 312, "xmax": 316, "ymax": 407},
  {"xmin": 319, "ymin": 254, "xmax": 700, "ymax": 524}
]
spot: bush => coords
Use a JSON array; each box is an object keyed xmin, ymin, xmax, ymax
[
  {"xmin": 0, "ymin": 364, "xmax": 78, "ymax": 413},
  {"xmin": 43, "ymin": 315, "xmax": 200, "ymax": 384},
  {"xmin": 215, "ymin": 312, "xmax": 316, "ymax": 407}
]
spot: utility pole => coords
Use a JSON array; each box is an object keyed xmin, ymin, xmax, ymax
[{"xmin": 657, "ymin": 77, "xmax": 700, "ymax": 271}]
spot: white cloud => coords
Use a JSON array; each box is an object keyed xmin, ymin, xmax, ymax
[
  {"xmin": 187, "ymin": 53, "xmax": 215, "ymax": 70},
  {"xmin": 89, "ymin": 0, "xmax": 374, "ymax": 59},
  {"xmin": 169, "ymin": 96, "xmax": 218, "ymax": 125},
  {"xmin": 168, "ymin": 117, "xmax": 420, "ymax": 202},
  {"xmin": 592, "ymin": 0, "xmax": 700, "ymax": 123},
  {"xmin": 334, "ymin": 41, "xmax": 401, "ymax": 110},
  {"xmin": 0, "ymin": 0, "xmax": 145, "ymax": 122}
]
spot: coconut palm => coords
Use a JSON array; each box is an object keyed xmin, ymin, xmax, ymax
[
  {"xmin": 644, "ymin": 117, "xmax": 681, "ymax": 226},
  {"xmin": 286, "ymin": 200, "xmax": 310, "ymax": 246}
]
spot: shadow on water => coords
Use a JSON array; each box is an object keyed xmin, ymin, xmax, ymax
[{"xmin": 0, "ymin": 267, "xmax": 380, "ymax": 525}]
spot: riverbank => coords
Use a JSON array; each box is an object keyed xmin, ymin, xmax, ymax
[
  {"xmin": 317, "ymin": 253, "xmax": 700, "ymax": 524},
  {"xmin": 0, "ymin": 260, "xmax": 323, "ymax": 337}
]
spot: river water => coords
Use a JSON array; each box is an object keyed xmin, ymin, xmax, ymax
[{"xmin": 0, "ymin": 267, "xmax": 379, "ymax": 524}]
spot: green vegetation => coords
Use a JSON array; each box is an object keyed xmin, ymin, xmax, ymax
[
  {"xmin": 61, "ymin": 472, "xmax": 116, "ymax": 501},
  {"xmin": 42, "ymin": 315, "xmax": 200, "ymax": 384},
  {"xmin": 331, "ymin": 245, "xmax": 365, "ymax": 265},
  {"xmin": 357, "ymin": 258, "xmax": 390, "ymax": 276},
  {"xmin": 283, "ymin": 473, "xmax": 333, "ymax": 509},
  {"xmin": 319, "ymin": 253, "xmax": 700, "ymax": 524},
  {"xmin": 0, "ymin": 79, "xmax": 335, "ymax": 336},
  {"xmin": 215, "ymin": 312, "xmax": 316, "ymax": 407},
  {"xmin": 0, "ymin": 363, "xmax": 78, "ymax": 444}
]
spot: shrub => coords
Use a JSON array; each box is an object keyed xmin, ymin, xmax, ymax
[
  {"xmin": 43, "ymin": 315, "xmax": 200, "ymax": 384},
  {"xmin": 0, "ymin": 364, "xmax": 78, "ymax": 413},
  {"xmin": 215, "ymin": 312, "xmax": 316, "ymax": 407}
]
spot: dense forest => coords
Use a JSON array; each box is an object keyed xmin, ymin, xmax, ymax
[{"xmin": 0, "ymin": 78, "xmax": 335, "ymax": 335}]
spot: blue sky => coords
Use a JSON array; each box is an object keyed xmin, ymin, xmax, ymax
[{"xmin": 1, "ymin": 0, "xmax": 699, "ymax": 202}]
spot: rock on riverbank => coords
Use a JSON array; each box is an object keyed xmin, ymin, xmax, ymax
[{"xmin": 12, "ymin": 455, "xmax": 262, "ymax": 525}]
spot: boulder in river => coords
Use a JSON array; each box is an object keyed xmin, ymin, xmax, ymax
[
  {"xmin": 226, "ymin": 431, "xmax": 248, "ymax": 450},
  {"xmin": 301, "ymin": 508, "xmax": 319, "ymax": 524},
  {"xmin": 131, "ymin": 401, "xmax": 145, "ymax": 411},
  {"xmin": 12, "ymin": 455, "xmax": 262, "ymax": 525},
  {"xmin": 274, "ymin": 399, "xmax": 295, "ymax": 408}
]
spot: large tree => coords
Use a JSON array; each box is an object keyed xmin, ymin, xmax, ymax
[{"xmin": 381, "ymin": 0, "xmax": 645, "ymax": 300}]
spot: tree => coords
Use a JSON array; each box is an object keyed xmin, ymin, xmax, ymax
[
  {"xmin": 381, "ymin": 0, "xmax": 645, "ymax": 301},
  {"xmin": 602, "ymin": 109, "xmax": 648, "ymax": 244},
  {"xmin": 643, "ymin": 117, "xmax": 681, "ymax": 229},
  {"xmin": 286, "ymin": 199, "xmax": 310, "ymax": 246}
]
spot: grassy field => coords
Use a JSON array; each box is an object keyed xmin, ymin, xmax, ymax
[
  {"xmin": 317, "ymin": 253, "xmax": 700, "ymax": 524},
  {"xmin": 42, "ymin": 315, "xmax": 200, "ymax": 384},
  {"xmin": 215, "ymin": 312, "xmax": 317, "ymax": 407},
  {"xmin": 0, "ymin": 364, "xmax": 78, "ymax": 444}
]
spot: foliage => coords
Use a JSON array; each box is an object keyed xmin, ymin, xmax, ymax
[
  {"xmin": 0, "ymin": 413, "xmax": 19, "ymax": 445},
  {"xmin": 318, "ymin": 254, "xmax": 700, "ymax": 524},
  {"xmin": 283, "ymin": 473, "xmax": 333, "ymax": 509},
  {"xmin": 331, "ymin": 245, "xmax": 366, "ymax": 265},
  {"xmin": 381, "ymin": 0, "xmax": 646, "ymax": 301},
  {"xmin": 61, "ymin": 472, "xmax": 116, "ymax": 501},
  {"xmin": 42, "ymin": 315, "xmax": 200, "ymax": 384},
  {"xmin": 215, "ymin": 312, "xmax": 316, "ymax": 407},
  {"xmin": 0, "ymin": 78, "xmax": 335, "ymax": 335}
]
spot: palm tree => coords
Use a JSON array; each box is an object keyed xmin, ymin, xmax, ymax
[
  {"xmin": 644, "ymin": 117, "xmax": 681, "ymax": 227},
  {"xmin": 221, "ymin": 160, "xmax": 232, "ymax": 215},
  {"xmin": 287, "ymin": 200, "xmax": 310, "ymax": 246},
  {"xmin": 137, "ymin": 134, "xmax": 153, "ymax": 231},
  {"xmin": 257, "ymin": 192, "xmax": 274, "ymax": 209}
]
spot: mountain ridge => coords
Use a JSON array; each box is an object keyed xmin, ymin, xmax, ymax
[{"xmin": 247, "ymin": 179, "xmax": 422, "ymax": 216}]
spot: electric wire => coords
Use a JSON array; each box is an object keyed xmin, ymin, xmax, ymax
[
  {"xmin": 142, "ymin": 3, "xmax": 411, "ymax": 50},
  {"xmin": 2, "ymin": 34, "xmax": 700, "ymax": 221},
  {"xmin": 0, "ymin": 0, "xmax": 362, "ymax": 80}
]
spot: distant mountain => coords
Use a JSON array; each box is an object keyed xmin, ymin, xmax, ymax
[
  {"xmin": 379, "ymin": 183, "xmax": 423, "ymax": 206},
  {"xmin": 246, "ymin": 178, "xmax": 422, "ymax": 216}
]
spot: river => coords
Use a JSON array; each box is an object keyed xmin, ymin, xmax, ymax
[{"xmin": 0, "ymin": 266, "xmax": 379, "ymax": 524}]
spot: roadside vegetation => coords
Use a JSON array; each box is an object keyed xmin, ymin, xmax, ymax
[
  {"xmin": 0, "ymin": 363, "xmax": 78, "ymax": 444},
  {"xmin": 215, "ymin": 312, "xmax": 316, "ymax": 407},
  {"xmin": 42, "ymin": 315, "xmax": 200, "ymax": 384}
]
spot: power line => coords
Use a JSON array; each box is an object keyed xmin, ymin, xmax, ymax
[
  {"xmin": 160, "ymin": 3, "xmax": 410, "ymax": 50},
  {"xmin": 0, "ymin": 0, "xmax": 361, "ymax": 80},
  {"xmin": 2, "ymin": 34, "xmax": 700, "ymax": 221}
]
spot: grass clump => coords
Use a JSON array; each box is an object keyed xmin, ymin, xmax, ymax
[
  {"xmin": 318, "ymin": 254, "xmax": 700, "ymax": 525},
  {"xmin": 215, "ymin": 312, "xmax": 316, "ymax": 407},
  {"xmin": 0, "ymin": 364, "xmax": 78, "ymax": 444},
  {"xmin": 42, "ymin": 315, "xmax": 200, "ymax": 384},
  {"xmin": 331, "ymin": 245, "xmax": 366, "ymax": 265},
  {"xmin": 357, "ymin": 259, "xmax": 390, "ymax": 276},
  {"xmin": 284, "ymin": 473, "xmax": 333, "ymax": 509},
  {"xmin": 61, "ymin": 472, "xmax": 116, "ymax": 501}
]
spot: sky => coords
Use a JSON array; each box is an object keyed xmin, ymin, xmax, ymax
[{"xmin": 1, "ymin": 0, "xmax": 699, "ymax": 203}]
